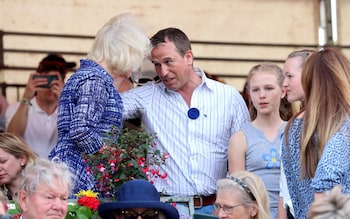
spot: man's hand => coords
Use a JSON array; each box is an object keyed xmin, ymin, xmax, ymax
[
  {"xmin": 22, "ymin": 72, "xmax": 49, "ymax": 100},
  {"xmin": 49, "ymin": 73, "xmax": 64, "ymax": 100}
]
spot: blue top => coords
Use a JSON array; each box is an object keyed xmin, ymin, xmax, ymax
[
  {"xmin": 49, "ymin": 59, "xmax": 123, "ymax": 196},
  {"xmin": 241, "ymin": 122, "xmax": 285, "ymax": 209},
  {"xmin": 282, "ymin": 118, "xmax": 350, "ymax": 219}
]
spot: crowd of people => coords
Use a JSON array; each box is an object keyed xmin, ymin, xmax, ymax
[{"xmin": 1, "ymin": 12, "xmax": 350, "ymax": 219}]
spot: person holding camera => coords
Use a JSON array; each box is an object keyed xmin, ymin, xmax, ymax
[{"xmin": 5, "ymin": 54, "xmax": 76, "ymax": 158}]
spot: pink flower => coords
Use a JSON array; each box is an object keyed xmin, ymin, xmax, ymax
[{"xmin": 163, "ymin": 152, "xmax": 170, "ymax": 159}]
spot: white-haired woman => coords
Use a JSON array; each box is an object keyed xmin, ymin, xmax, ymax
[
  {"xmin": 48, "ymin": 13, "xmax": 150, "ymax": 196},
  {"xmin": 18, "ymin": 158, "xmax": 75, "ymax": 219}
]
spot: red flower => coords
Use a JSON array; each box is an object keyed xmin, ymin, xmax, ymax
[
  {"xmin": 77, "ymin": 196, "xmax": 100, "ymax": 210},
  {"xmin": 160, "ymin": 172, "xmax": 168, "ymax": 179},
  {"xmin": 11, "ymin": 214, "xmax": 21, "ymax": 219},
  {"xmin": 138, "ymin": 157, "xmax": 146, "ymax": 166}
]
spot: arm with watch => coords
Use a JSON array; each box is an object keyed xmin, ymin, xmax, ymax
[{"xmin": 6, "ymin": 72, "xmax": 56, "ymax": 136}]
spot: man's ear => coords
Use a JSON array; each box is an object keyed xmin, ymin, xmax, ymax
[
  {"xmin": 184, "ymin": 50, "xmax": 193, "ymax": 66},
  {"xmin": 18, "ymin": 190, "xmax": 29, "ymax": 212}
]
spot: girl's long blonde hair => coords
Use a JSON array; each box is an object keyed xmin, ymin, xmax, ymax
[{"xmin": 298, "ymin": 48, "xmax": 350, "ymax": 178}]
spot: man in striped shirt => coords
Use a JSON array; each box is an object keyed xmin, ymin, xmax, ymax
[{"xmin": 121, "ymin": 27, "xmax": 250, "ymax": 216}]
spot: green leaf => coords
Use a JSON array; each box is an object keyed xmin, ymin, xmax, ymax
[
  {"xmin": 77, "ymin": 206, "xmax": 92, "ymax": 218},
  {"xmin": 7, "ymin": 208, "xmax": 21, "ymax": 215},
  {"xmin": 76, "ymin": 214, "xmax": 89, "ymax": 219}
]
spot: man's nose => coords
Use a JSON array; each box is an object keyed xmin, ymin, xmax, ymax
[{"xmin": 157, "ymin": 65, "xmax": 168, "ymax": 78}]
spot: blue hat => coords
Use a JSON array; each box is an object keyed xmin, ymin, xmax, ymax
[{"xmin": 98, "ymin": 179, "xmax": 179, "ymax": 219}]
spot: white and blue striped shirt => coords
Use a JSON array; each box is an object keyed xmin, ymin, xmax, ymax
[{"xmin": 121, "ymin": 68, "xmax": 249, "ymax": 196}]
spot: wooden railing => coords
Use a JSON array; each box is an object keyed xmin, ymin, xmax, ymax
[{"xmin": 1, "ymin": 30, "xmax": 349, "ymax": 100}]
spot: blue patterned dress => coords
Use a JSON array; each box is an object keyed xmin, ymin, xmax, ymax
[
  {"xmin": 49, "ymin": 59, "xmax": 123, "ymax": 196},
  {"xmin": 281, "ymin": 118, "xmax": 350, "ymax": 219}
]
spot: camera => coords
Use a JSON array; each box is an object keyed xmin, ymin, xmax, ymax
[{"xmin": 32, "ymin": 75, "xmax": 58, "ymax": 88}]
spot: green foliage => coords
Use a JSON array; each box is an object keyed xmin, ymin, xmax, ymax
[{"xmin": 66, "ymin": 203, "xmax": 100, "ymax": 219}]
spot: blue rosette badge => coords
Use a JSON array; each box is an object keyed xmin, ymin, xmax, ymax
[{"xmin": 187, "ymin": 108, "xmax": 200, "ymax": 120}]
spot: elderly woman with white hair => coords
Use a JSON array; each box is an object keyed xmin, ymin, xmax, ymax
[
  {"xmin": 17, "ymin": 158, "xmax": 75, "ymax": 219},
  {"xmin": 48, "ymin": 13, "xmax": 151, "ymax": 196}
]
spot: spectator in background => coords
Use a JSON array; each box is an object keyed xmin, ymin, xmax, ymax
[
  {"xmin": 121, "ymin": 27, "xmax": 250, "ymax": 216},
  {"xmin": 17, "ymin": 158, "xmax": 75, "ymax": 219},
  {"xmin": 5, "ymin": 53, "xmax": 75, "ymax": 158},
  {"xmin": 281, "ymin": 48, "xmax": 350, "ymax": 219},
  {"xmin": 228, "ymin": 63, "xmax": 292, "ymax": 218},
  {"xmin": 49, "ymin": 13, "xmax": 150, "ymax": 196},
  {"xmin": 0, "ymin": 133, "xmax": 37, "ymax": 201},
  {"xmin": 215, "ymin": 170, "xmax": 272, "ymax": 219}
]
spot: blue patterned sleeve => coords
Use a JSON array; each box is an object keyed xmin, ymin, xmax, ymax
[
  {"xmin": 69, "ymin": 77, "xmax": 108, "ymax": 153},
  {"xmin": 311, "ymin": 129, "xmax": 350, "ymax": 192}
]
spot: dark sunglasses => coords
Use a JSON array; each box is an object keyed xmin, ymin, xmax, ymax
[{"xmin": 115, "ymin": 209, "xmax": 159, "ymax": 219}]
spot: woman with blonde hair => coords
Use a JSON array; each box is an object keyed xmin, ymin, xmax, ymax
[
  {"xmin": 215, "ymin": 170, "xmax": 272, "ymax": 219},
  {"xmin": 228, "ymin": 63, "xmax": 291, "ymax": 218},
  {"xmin": 0, "ymin": 133, "xmax": 37, "ymax": 200},
  {"xmin": 282, "ymin": 47, "xmax": 350, "ymax": 218},
  {"xmin": 278, "ymin": 49, "xmax": 314, "ymax": 219}
]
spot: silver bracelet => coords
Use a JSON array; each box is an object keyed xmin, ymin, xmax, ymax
[{"xmin": 21, "ymin": 99, "xmax": 32, "ymax": 106}]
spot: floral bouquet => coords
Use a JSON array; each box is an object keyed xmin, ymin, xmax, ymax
[
  {"xmin": 83, "ymin": 127, "xmax": 169, "ymax": 198},
  {"xmin": 66, "ymin": 190, "xmax": 100, "ymax": 219}
]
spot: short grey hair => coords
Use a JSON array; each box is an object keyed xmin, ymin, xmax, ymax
[
  {"xmin": 87, "ymin": 13, "xmax": 151, "ymax": 75},
  {"xmin": 19, "ymin": 158, "xmax": 75, "ymax": 195}
]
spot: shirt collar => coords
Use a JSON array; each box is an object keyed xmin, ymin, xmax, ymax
[
  {"xmin": 31, "ymin": 97, "xmax": 57, "ymax": 115},
  {"xmin": 160, "ymin": 67, "xmax": 214, "ymax": 93}
]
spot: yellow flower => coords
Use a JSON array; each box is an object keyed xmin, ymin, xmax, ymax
[{"xmin": 76, "ymin": 189, "xmax": 99, "ymax": 198}]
